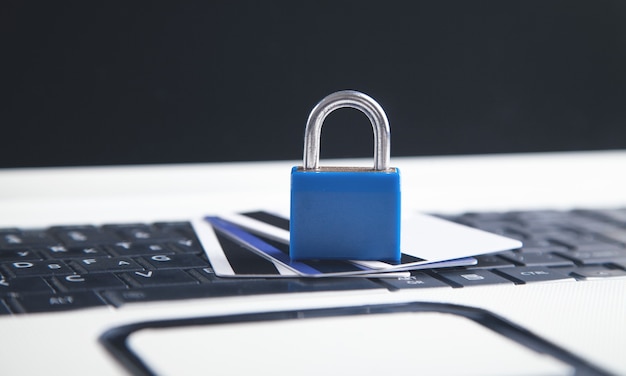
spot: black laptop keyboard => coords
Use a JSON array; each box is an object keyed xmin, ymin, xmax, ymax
[
  {"xmin": 385, "ymin": 208, "xmax": 626, "ymax": 290},
  {"xmin": 1, "ymin": 208, "xmax": 626, "ymax": 315}
]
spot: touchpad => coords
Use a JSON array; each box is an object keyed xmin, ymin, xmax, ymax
[{"xmin": 107, "ymin": 303, "xmax": 576, "ymax": 375}]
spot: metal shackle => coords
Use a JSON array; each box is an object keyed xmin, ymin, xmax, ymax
[{"xmin": 303, "ymin": 90, "xmax": 391, "ymax": 171}]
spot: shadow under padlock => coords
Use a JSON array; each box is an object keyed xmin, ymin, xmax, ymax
[{"xmin": 290, "ymin": 90, "xmax": 401, "ymax": 261}]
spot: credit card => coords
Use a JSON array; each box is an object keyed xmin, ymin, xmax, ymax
[{"xmin": 206, "ymin": 215, "xmax": 477, "ymax": 277}]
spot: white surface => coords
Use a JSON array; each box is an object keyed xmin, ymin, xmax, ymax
[
  {"xmin": 0, "ymin": 151, "xmax": 625, "ymax": 375},
  {"xmin": 1, "ymin": 150, "xmax": 625, "ymax": 227}
]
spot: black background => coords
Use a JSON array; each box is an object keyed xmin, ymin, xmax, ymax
[{"xmin": 2, "ymin": 1, "xmax": 626, "ymax": 168}]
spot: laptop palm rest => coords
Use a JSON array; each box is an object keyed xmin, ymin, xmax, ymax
[{"xmin": 100, "ymin": 301, "xmax": 609, "ymax": 375}]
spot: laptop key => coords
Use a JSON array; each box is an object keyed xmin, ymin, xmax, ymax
[
  {"xmin": 12, "ymin": 291, "xmax": 108, "ymax": 313},
  {"xmin": 103, "ymin": 224, "xmax": 184, "ymax": 243},
  {"xmin": 170, "ymin": 239, "xmax": 205, "ymax": 254},
  {"xmin": 556, "ymin": 249, "xmax": 626, "ymax": 265},
  {"xmin": 49, "ymin": 226, "xmax": 121, "ymax": 247},
  {"xmin": 494, "ymin": 266, "xmax": 574, "ymax": 284},
  {"xmin": 138, "ymin": 254, "xmax": 209, "ymax": 270},
  {"xmin": 153, "ymin": 222, "xmax": 198, "ymax": 237},
  {"xmin": 2, "ymin": 260, "xmax": 74, "ymax": 277},
  {"xmin": 376, "ymin": 272, "xmax": 451, "ymax": 289},
  {"xmin": 568, "ymin": 266, "xmax": 626, "ymax": 280},
  {"xmin": 434, "ymin": 269, "xmax": 514, "ymax": 287},
  {"xmin": 517, "ymin": 242, "xmax": 570, "ymax": 254},
  {"xmin": 0, "ymin": 275, "xmax": 53, "ymax": 295},
  {"xmin": 518, "ymin": 237, "xmax": 563, "ymax": 249},
  {"xmin": 188, "ymin": 267, "xmax": 221, "ymax": 282},
  {"xmin": 70, "ymin": 257, "xmax": 144, "ymax": 273},
  {"xmin": 0, "ymin": 249, "xmax": 43, "ymax": 262},
  {"xmin": 499, "ymin": 251, "xmax": 575, "ymax": 267},
  {"xmin": 51, "ymin": 273, "xmax": 127, "ymax": 292},
  {"xmin": 108, "ymin": 242, "xmax": 177, "ymax": 257},
  {"xmin": 570, "ymin": 242, "xmax": 626, "ymax": 253},
  {"xmin": 549, "ymin": 233, "xmax": 612, "ymax": 249},
  {"xmin": 120, "ymin": 269, "xmax": 199, "ymax": 287},
  {"xmin": 466, "ymin": 254, "xmax": 516, "ymax": 269},
  {"xmin": 38, "ymin": 245, "xmax": 111, "ymax": 259},
  {"xmin": 0, "ymin": 230, "xmax": 59, "ymax": 249},
  {"xmin": 153, "ymin": 223, "xmax": 204, "ymax": 253}
]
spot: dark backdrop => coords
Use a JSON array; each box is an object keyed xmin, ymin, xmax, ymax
[{"xmin": 2, "ymin": 1, "xmax": 626, "ymax": 167}]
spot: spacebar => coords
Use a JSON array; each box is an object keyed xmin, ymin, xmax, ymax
[{"xmin": 102, "ymin": 278, "xmax": 383, "ymax": 307}]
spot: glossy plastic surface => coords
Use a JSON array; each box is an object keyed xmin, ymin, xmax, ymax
[{"xmin": 290, "ymin": 166, "xmax": 401, "ymax": 261}]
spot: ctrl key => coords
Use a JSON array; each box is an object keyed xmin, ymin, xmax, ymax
[{"xmin": 11, "ymin": 291, "xmax": 108, "ymax": 313}]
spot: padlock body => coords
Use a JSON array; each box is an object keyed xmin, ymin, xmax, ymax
[{"xmin": 290, "ymin": 167, "xmax": 401, "ymax": 261}]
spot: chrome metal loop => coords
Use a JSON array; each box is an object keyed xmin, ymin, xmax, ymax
[{"xmin": 303, "ymin": 90, "xmax": 391, "ymax": 171}]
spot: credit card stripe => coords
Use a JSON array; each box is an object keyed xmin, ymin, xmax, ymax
[
  {"xmin": 221, "ymin": 213, "xmax": 289, "ymax": 244},
  {"xmin": 300, "ymin": 259, "xmax": 368, "ymax": 273},
  {"xmin": 214, "ymin": 231, "xmax": 280, "ymax": 275},
  {"xmin": 234, "ymin": 213, "xmax": 403, "ymax": 272},
  {"xmin": 208, "ymin": 217, "xmax": 321, "ymax": 275},
  {"xmin": 253, "ymin": 233, "xmax": 369, "ymax": 274},
  {"xmin": 246, "ymin": 213, "xmax": 426, "ymax": 270},
  {"xmin": 241, "ymin": 211, "xmax": 290, "ymax": 231}
]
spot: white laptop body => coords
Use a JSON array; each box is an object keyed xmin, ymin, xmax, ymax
[{"xmin": 1, "ymin": 151, "xmax": 625, "ymax": 375}]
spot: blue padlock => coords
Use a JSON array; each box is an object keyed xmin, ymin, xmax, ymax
[{"xmin": 290, "ymin": 90, "xmax": 401, "ymax": 261}]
